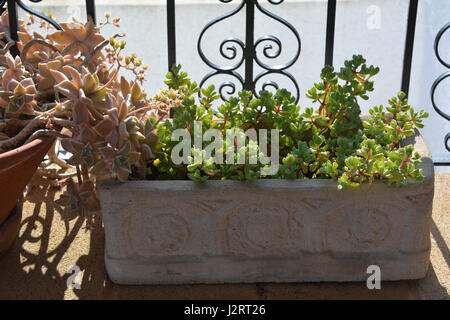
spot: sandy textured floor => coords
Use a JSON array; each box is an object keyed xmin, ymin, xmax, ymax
[{"xmin": 0, "ymin": 174, "xmax": 448, "ymax": 300}]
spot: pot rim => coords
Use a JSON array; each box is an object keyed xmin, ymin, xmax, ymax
[{"xmin": 0, "ymin": 136, "xmax": 55, "ymax": 173}]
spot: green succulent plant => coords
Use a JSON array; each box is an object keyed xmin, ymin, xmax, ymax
[{"xmin": 153, "ymin": 55, "xmax": 428, "ymax": 188}]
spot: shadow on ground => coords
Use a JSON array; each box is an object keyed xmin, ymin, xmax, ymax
[{"xmin": 0, "ymin": 174, "xmax": 448, "ymax": 300}]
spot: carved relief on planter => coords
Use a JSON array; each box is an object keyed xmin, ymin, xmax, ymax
[
  {"xmin": 325, "ymin": 200, "xmax": 404, "ymax": 256},
  {"xmin": 348, "ymin": 207, "xmax": 391, "ymax": 245},
  {"xmin": 98, "ymin": 121, "xmax": 434, "ymax": 284},
  {"xmin": 223, "ymin": 202, "xmax": 304, "ymax": 257},
  {"xmin": 400, "ymin": 190, "xmax": 434, "ymax": 253},
  {"xmin": 130, "ymin": 207, "xmax": 191, "ymax": 255},
  {"xmin": 296, "ymin": 198, "xmax": 330, "ymax": 253},
  {"xmin": 103, "ymin": 198, "xmax": 217, "ymax": 261}
]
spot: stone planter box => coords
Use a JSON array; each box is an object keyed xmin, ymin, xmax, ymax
[{"xmin": 98, "ymin": 129, "xmax": 434, "ymax": 285}]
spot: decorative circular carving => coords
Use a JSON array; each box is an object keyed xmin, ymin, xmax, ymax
[
  {"xmin": 348, "ymin": 208, "xmax": 390, "ymax": 245},
  {"xmin": 129, "ymin": 207, "xmax": 191, "ymax": 255},
  {"xmin": 226, "ymin": 203, "xmax": 303, "ymax": 253},
  {"xmin": 244, "ymin": 206, "xmax": 289, "ymax": 250},
  {"xmin": 326, "ymin": 201, "xmax": 401, "ymax": 252},
  {"xmin": 147, "ymin": 213, "xmax": 190, "ymax": 252}
]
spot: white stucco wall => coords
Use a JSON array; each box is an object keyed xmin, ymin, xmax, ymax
[{"xmin": 22, "ymin": 0, "xmax": 450, "ymax": 169}]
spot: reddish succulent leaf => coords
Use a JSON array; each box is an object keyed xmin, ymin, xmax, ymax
[{"xmin": 94, "ymin": 118, "xmax": 114, "ymax": 137}]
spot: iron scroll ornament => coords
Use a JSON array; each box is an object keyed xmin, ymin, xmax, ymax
[
  {"xmin": 430, "ymin": 22, "xmax": 450, "ymax": 153},
  {"xmin": 1, "ymin": 0, "xmax": 62, "ymax": 56},
  {"xmin": 2, "ymin": 0, "xmax": 62, "ymax": 30},
  {"xmin": 197, "ymin": 0, "xmax": 301, "ymax": 103},
  {"xmin": 15, "ymin": 0, "xmax": 62, "ymax": 30}
]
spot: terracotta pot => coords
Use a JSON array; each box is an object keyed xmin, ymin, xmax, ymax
[
  {"xmin": 0, "ymin": 137, "xmax": 55, "ymax": 225},
  {"xmin": 0, "ymin": 199, "xmax": 22, "ymax": 257}
]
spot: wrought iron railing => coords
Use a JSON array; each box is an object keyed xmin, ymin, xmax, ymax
[
  {"xmin": 0, "ymin": 0, "xmax": 448, "ymax": 166},
  {"xmin": 196, "ymin": 0, "xmax": 301, "ymax": 102},
  {"xmin": 431, "ymin": 22, "xmax": 450, "ymax": 166}
]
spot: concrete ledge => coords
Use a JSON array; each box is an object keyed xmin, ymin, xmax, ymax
[{"xmin": 98, "ymin": 129, "xmax": 434, "ymax": 285}]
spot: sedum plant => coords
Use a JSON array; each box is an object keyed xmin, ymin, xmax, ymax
[{"xmin": 154, "ymin": 55, "xmax": 428, "ymax": 188}]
